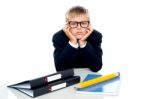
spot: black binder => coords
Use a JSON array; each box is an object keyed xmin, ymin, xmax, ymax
[
  {"xmin": 11, "ymin": 76, "xmax": 80, "ymax": 97},
  {"xmin": 8, "ymin": 69, "xmax": 74, "ymax": 89}
]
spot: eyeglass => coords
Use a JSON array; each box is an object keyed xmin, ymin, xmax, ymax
[{"xmin": 68, "ymin": 21, "xmax": 90, "ymax": 28}]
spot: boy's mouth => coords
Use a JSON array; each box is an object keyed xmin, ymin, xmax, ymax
[{"xmin": 76, "ymin": 32, "xmax": 83, "ymax": 35}]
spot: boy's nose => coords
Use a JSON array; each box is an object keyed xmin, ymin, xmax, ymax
[{"xmin": 77, "ymin": 23, "xmax": 82, "ymax": 29}]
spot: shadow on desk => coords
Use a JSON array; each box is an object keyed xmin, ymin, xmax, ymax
[
  {"xmin": 8, "ymin": 85, "xmax": 104, "ymax": 99},
  {"xmin": 0, "ymin": 85, "xmax": 8, "ymax": 99}
]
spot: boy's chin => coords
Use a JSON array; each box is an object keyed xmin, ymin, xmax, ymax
[{"xmin": 75, "ymin": 35, "xmax": 84, "ymax": 39}]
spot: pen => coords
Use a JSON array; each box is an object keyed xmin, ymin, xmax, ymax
[{"xmin": 75, "ymin": 72, "xmax": 120, "ymax": 89}]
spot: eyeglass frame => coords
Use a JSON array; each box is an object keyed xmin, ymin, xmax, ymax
[{"xmin": 67, "ymin": 21, "xmax": 90, "ymax": 28}]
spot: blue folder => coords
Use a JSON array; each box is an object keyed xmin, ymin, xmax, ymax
[{"xmin": 76, "ymin": 74, "xmax": 121, "ymax": 95}]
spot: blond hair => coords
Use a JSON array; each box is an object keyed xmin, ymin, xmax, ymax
[{"xmin": 65, "ymin": 6, "xmax": 90, "ymax": 22}]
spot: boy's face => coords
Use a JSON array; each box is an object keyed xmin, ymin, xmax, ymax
[{"xmin": 67, "ymin": 15, "xmax": 90, "ymax": 39}]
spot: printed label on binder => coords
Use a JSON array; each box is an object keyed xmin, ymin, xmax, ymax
[
  {"xmin": 47, "ymin": 74, "xmax": 61, "ymax": 82},
  {"xmin": 51, "ymin": 83, "xmax": 66, "ymax": 91}
]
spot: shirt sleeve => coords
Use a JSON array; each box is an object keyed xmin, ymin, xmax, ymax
[{"xmin": 69, "ymin": 41, "xmax": 79, "ymax": 49}]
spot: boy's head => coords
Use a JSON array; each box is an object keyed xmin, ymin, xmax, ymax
[{"xmin": 65, "ymin": 6, "xmax": 91, "ymax": 39}]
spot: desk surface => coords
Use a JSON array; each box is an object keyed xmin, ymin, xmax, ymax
[{"xmin": 0, "ymin": 69, "xmax": 119, "ymax": 99}]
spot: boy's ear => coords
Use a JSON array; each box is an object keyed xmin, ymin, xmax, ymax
[
  {"xmin": 65, "ymin": 23, "xmax": 68, "ymax": 26},
  {"xmin": 66, "ymin": 21, "xmax": 70, "ymax": 26},
  {"xmin": 65, "ymin": 24, "xmax": 69, "ymax": 28},
  {"xmin": 88, "ymin": 23, "xmax": 91, "ymax": 27},
  {"xmin": 66, "ymin": 19, "xmax": 69, "ymax": 23}
]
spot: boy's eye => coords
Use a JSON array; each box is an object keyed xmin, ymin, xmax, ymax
[
  {"xmin": 70, "ymin": 22, "xmax": 77, "ymax": 25},
  {"xmin": 81, "ymin": 22, "xmax": 89, "ymax": 25}
]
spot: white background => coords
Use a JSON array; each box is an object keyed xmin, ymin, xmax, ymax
[{"xmin": 0, "ymin": 0, "xmax": 150, "ymax": 99}]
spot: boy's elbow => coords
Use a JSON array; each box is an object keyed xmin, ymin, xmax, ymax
[{"xmin": 90, "ymin": 63, "xmax": 103, "ymax": 72}]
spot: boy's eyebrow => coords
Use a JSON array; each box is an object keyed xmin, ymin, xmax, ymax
[
  {"xmin": 68, "ymin": 20, "xmax": 90, "ymax": 22},
  {"xmin": 67, "ymin": 20, "xmax": 90, "ymax": 22}
]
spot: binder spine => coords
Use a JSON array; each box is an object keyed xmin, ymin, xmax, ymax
[
  {"xmin": 61, "ymin": 69, "xmax": 74, "ymax": 78},
  {"xmin": 66, "ymin": 76, "xmax": 80, "ymax": 86},
  {"xmin": 30, "ymin": 69, "xmax": 74, "ymax": 89},
  {"xmin": 30, "ymin": 77, "xmax": 47, "ymax": 89},
  {"xmin": 34, "ymin": 85, "xmax": 50, "ymax": 97},
  {"xmin": 33, "ymin": 76, "xmax": 80, "ymax": 97}
]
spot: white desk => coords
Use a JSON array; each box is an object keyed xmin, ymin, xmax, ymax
[{"xmin": 0, "ymin": 69, "xmax": 118, "ymax": 99}]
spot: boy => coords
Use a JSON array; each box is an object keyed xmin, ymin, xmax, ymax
[{"xmin": 52, "ymin": 6, "xmax": 103, "ymax": 72}]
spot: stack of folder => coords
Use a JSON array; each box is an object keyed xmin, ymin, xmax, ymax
[{"xmin": 8, "ymin": 69, "xmax": 80, "ymax": 97}]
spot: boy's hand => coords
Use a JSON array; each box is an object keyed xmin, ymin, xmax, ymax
[
  {"xmin": 63, "ymin": 25, "xmax": 77, "ymax": 44},
  {"xmin": 79, "ymin": 25, "xmax": 93, "ymax": 46}
]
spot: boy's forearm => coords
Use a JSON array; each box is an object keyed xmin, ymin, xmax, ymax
[
  {"xmin": 80, "ymin": 42, "xmax": 103, "ymax": 72},
  {"xmin": 54, "ymin": 43, "xmax": 78, "ymax": 71}
]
